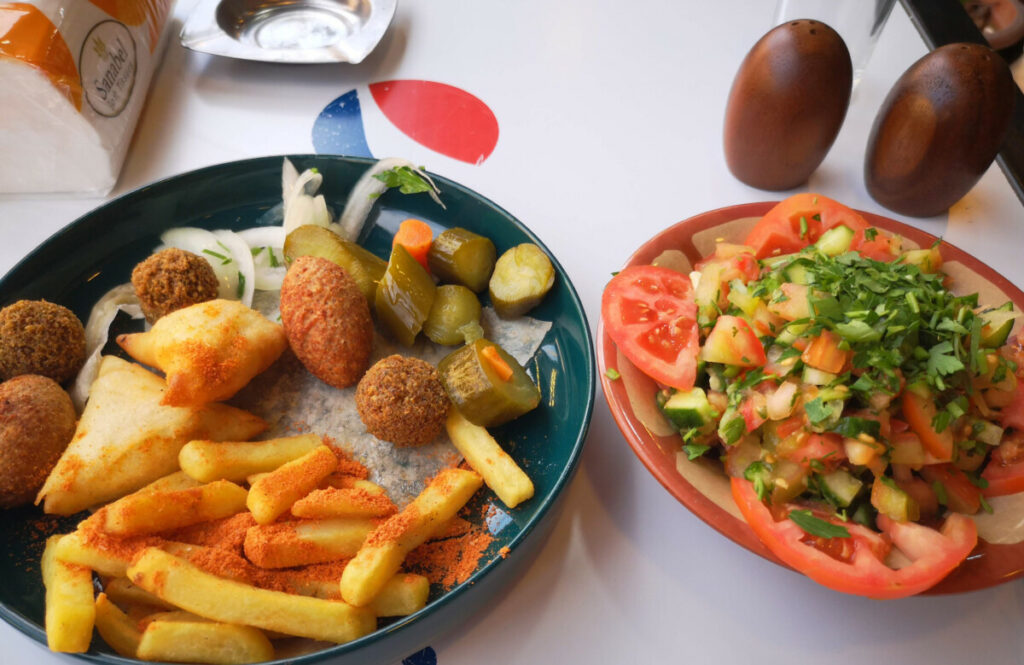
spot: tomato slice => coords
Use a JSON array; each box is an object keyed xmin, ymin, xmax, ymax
[
  {"xmin": 602, "ymin": 266, "xmax": 700, "ymax": 390},
  {"xmin": 901, "ymin": 389, "xmax": 954, "ymax": 461},
  {"xmin": 743, "ymin": 193, "xmax": 870, "ymax": 259},
  {"xmin": 982, "ymin": 441, "xmax": 1024, "ymax": 497},
  {"xmin": 919, "ymin": 464, "xmax": 982, "ymax": 514},
  {"xmin": 731, "ymin": 478, "xmax": 977, "ymax": 598},
  {"xmin": 849, "ymin": 227, "xmax": 900, "ymax": 262}
]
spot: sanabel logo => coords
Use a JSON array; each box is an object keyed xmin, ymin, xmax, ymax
[{"xmin": 313, "ymin": 81, "xmax": 499, "ymax": 165}]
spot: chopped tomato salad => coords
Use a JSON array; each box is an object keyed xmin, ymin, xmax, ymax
[{"xmin": 604, "ymin": 194, "xmax": 1023, "ymax": 598}]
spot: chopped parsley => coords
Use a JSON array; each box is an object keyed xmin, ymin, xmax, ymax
[
  {"xmin": 371, "ymin": 165, "xmax": 435, "ymax": 197},
  {"xmin": 788, "ymin": 510, "xmax": 851, "ymax": 539},
  {"xmin": 683, "ymin": 443, "xmax": 711, "ymax": 460}
]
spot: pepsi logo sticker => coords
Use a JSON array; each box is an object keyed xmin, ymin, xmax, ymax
[{"xmin": 313, "ymin": 81, "xmax": 498, "ymax": 164}]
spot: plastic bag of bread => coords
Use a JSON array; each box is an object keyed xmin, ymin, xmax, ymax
[{"xmin": 0, "ymin": 1, "xmax": 173, "ymax": 194}]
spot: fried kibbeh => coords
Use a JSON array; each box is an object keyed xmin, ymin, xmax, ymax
[
  {"xmin": 280, "ymin": 255, "xmax": 373, "ymax": 389},
  {"xmin": 117, "ymin": 299, "xmax": 288, "ymax": 406},
  {"xmin": 0, "ymin": 375, "xmax": 76, "ymax": 508},
  {"xmin": 0, "ymin": 300, "xmax": 86, "ymax": 384},
  {"xmin": 356, "ymin": 355, "xmax": 449, "ymax": 447},
  {"xmin": 132, "ymin": 248, "xmax": 220, "ymax": 323},
  {"xmin": 38, "ymin": 355, "xmax": 267, "ymax": 515}
]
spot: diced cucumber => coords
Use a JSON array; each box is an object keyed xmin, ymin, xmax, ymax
[
  {"xmin": 802, "ymin": 366, "xmax": 837, "ymax": 386},
  {"xmin": 775, "ymin": 322, "xmax": 808, "ymax": 346},
  {"xmin": 783, "ymin": 262, "xmax": 810, "ymax": 285},
  {"xmin": 871, "ymin": 478, "xmax": 920, "ymax": 522},
  {"xmin": 815, "ymin": 225, "xmax": 855, "ymax": 257},
  {"xmin": 661, "ymin": 387, "xmax": 719, "ymax": 429},
  {"xmin": 762, "ymin": 253, "xmax": 798, "ymax": 270},
  {"xmin": 726, "ymin": 279, "xmax": 761, "ymax": 317},
  {"xmin": 972, "ymin": 419, "xmax": 1005, "ymax": 447},
  {"xmin": 979, "ymin": 302, "xmax": 1017, "ymax": 348},
  {"xmin": 819, "ymin": 469, "xmax": 864, "ymax": 508},
  {"xmin": 817, "ymin": 386, "xmax": 850, "ymax": 402}
]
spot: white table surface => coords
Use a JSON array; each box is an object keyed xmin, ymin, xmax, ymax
[{"xmin": 3, "ymin": 1, "xmax": 1024, "ymax": 664}]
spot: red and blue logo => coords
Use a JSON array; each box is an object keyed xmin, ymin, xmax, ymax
[{"xmin": 313, "ymin": 80, "xmax": 499, "ymax": 164}]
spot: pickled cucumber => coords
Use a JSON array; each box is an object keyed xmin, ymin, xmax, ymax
[
  {"xmin": 423, "ymin": 285, "xmax": 482, "ymax": 346},
  {"xmin": 375, "ymin": 244, "xmax": 436, "ymax": 346},
  {"xmin": 488, "ymin": 244, "xmax": 555, "ymax": 318},
  {"xmin": 427, "ymin": 228, "xmax": 496, "ymax": 293},
  {"xmin": 438, "ymin": 339, "xmax": 540, "ymax": 426},
  {"xmin": 283, "ymin": 225, "xmax": 386, "ymax": 301}
]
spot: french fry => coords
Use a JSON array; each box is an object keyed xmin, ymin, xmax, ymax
[
  {"xmin": 102, "ymin": 577, "xmax": 176, "ymax": 610},
  {"xmin": 137, "ymin": 617, "xmax": 274, "ymax": 664},
  {"xmin": 320, "ymin": 475, "xmax": 384, "ymax": 493},
  {"xmin": 247, "ymin": 445, "xmax": 337, "ymax": 524},
  {"xmin": 446, "ymin": 407, "xmax": 534, "ymax": 508},
  {"xmin": 340, "ymin": 468, "xmax": 483, "ymax": 607},
  {"xmin": 244, "ymin": 518, "xmax": 376, "ymax": 568},
  {"xmin": 127, "ymin": 548, "xmax": 376, "ymax": 644},
  {"xmin": 42, "ymin": 535, "xmax": 95, "ymax": 653},
  {"xmin": 52, "ymin": 529, "xmax": 139, "ymax": 577},
  {"xmin": 103, "ymin": 480, "xmax": 249, "ymax": 536},
  {"xmin": 138, "ymin": 609, "xmax": 209, "ymax": 629},
  {"xmin": 290, "ymin": 487, "xmax": 396, "ymax": 519},
  {"xmin": 283, "ymin": 571, "xmax": 428, "ymax": 617},
  {"xmin": 370, "ymin": 573, "xmax": 430, "ymax": 617},
  {"xmin": 180, "ymin": 434, "xmax": 322, "ymax": 483},
  {"xmin": 429, "ymin": 516, "xmax": 474, "ymax": 540},
  {"xmin": 79, "ymin": 471, "xmax": 202, "ymax": 532},
  {"xmin": 94, "ymin": 593, "xmax": 141, "ymax": 658}
]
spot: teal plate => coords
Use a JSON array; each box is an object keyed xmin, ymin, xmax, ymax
[{"xmin": 0, "ymin": 155, "xmax": 595, "ymax": 664}]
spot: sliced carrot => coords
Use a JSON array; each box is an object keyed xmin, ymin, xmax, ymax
[
  {"xmin": 901, "ymin": 389, "xmax": 954, "ymax": 462},
  {"xmin": 801, "ymin": 329, "xmax": 851, "ymax": 375},
  {"xmin": 393, "ymin": 219, "xmax": 433, "ymax": 271},
  {"xmin": 481, "ymin": 345, "xmax": 513, "ymax": 381}
]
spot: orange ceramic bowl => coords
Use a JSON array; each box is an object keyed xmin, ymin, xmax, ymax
[{"xmin": 597, "ymin": 202, "xmax": 1024, "ymax": 595}]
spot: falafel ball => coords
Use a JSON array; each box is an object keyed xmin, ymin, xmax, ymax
[
  {"xmin": 0, "ymin": 375, "xmax": 77, "ymax": 509},
  {"xmin": 0, "ymin": 299, "xmax": 86, "ymax": 383},
  {"xmin": 132, "ymin": 248, "xmax": 220, "ymax": 323},
  {"xmin": 356, "ymin": 355, "xmax": 450, "ymax": 447},
  {"xmin": 280, "ymin": 255, "xmax": 374, "ymax": 389}
]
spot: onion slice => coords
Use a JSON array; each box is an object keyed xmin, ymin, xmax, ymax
[
  {"xmin": 236, "ymin": 227, "xmax": 287, "ymax": 292},
  {"xmin": 337, "ymin": 158, "xmax": 444, "ymax": 241},
  {"xmin": 615, "ymin": 348, "xmax": 676, "ymax": 437},
  {"xmin": 70, "ymin": 283, "xmax": 143, "ymax": 411},
  {"xmin": 160, "ymin": 227, "xmax": 239, "ymax": 301},
  {"xmin": 213, "ymin": 229, "xmax": 255, "ymax": 307}
]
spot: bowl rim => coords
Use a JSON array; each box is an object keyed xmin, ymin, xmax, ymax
[{"xmin": 0, "ymin": 154, "xmax": 597, "ymax": 663}]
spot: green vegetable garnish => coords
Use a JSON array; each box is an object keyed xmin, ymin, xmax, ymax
[
  {"xmin": 683, "ymin": 443, "xmax": 711, "ymax": 460},
  {"xmin": 605, "ymin": 368, "xmax": 620, "ymax": 380},
  {"xmin": 371, "ymin": 165, "xmax": 435, "ymax": 197},
  {"xmin": 788, "ymin": 510, "xmax": 851, "ymax": 539}
]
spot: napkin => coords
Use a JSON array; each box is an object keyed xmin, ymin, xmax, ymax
[{"xmin": 0, "ymin": 0, "xmax": 174, "ymax": 194}]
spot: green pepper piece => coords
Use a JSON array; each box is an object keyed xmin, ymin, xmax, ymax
[
  {"xmin": 427, "ymin": 228, "xmax": 497, "ymax": 293},
  {"xmin": 488, "ymin": 243, "xmax": 555, "ymax": 318},
  {"xmin": 424, "ymin": 284, "xmax": 482, "ymax": 346},
  {"xmin": 438, "ymin": 338, "xmax": 541, "ymax": 426},
  {"xmin": 283, "ymin": 225, "xmax": 386, "ymax": 302},
  {"xmin": 375, "ymin": 244, "xmax": 436, "ymax": 346}
]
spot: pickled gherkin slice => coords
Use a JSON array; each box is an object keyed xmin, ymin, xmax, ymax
[
  {"xmin": 427, "ymin": 228, "xmax": 496, "ymax": 293},
  {"xmin": 438, "ymin": 339, "xmax": 540, "ymax": 426},
  {"xmin": 375, "ymin": 244, "xmax": 436, "ymax": 346},
  {"xmin": 424, "ymin": 285, "xmax": 482, "ymax": 346},
  {"xmin": 283, "ymin": 225, "xmax": 386, "ymax": 302},
  {"xmin": 488, "ymin": 244, "xmax": 555, "ymax": 318}
]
